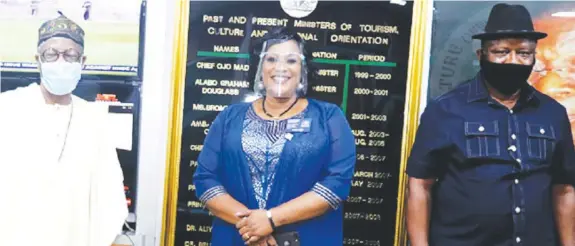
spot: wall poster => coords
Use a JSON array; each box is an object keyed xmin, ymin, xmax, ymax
[{"xmin": 163, "ymin": 1, "xmax": 430, "ymax": 245}]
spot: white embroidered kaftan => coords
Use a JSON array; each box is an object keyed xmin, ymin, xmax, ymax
[{"xmin": 0, "ymin": 83, "xmax": 128, "ymax": 246}]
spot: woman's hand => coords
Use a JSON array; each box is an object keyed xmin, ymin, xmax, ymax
[{"xmin": 236, "ymin": 210, "xmax": 274, "ymax": 244}]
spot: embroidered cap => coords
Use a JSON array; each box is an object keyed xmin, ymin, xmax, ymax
[{"xmin": 38, "ymin": 11, "xmax": 85, "ymax": 47}]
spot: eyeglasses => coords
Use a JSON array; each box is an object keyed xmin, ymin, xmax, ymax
[
  {"xmin": 40, "ymin": 48, "xmax": 82, "ymax": 63},
  {"xmin": 260, "ymin": 52, "xmax": 305, "ymax": 66}
]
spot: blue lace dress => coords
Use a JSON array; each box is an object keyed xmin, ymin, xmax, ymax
[{"xmin": 241, "ymin": 106, "xmax": 305, "ymax": 208}]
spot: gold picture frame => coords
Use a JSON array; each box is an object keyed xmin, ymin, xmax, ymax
[
  {"xmin": 160, "ymin": 0, "xmax": 190, "ymax": 245},
  {"xmin": 160, "ymin": 1, "xmax": 432, "ymax": 245},
  {"xmin": 394, "ymin": 0, "xmax": 431, "ymax": 245}
]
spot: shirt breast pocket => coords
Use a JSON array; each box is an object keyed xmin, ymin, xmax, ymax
[
  {"xmin": 464, "ymin": 121, "xmax": 501, "ymax": 158},
  {"xmin": 526, "ymin": 122, "xmax": 556, "ymax": 161}
]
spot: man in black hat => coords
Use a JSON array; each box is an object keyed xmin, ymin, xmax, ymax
[{"xmin": 406, "ymin": 3, "xmax": 575, "ymax": 246}]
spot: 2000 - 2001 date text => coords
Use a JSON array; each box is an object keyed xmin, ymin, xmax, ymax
[
  {"xmin": 351, "ymin": 113, "xmax": 387, "ymax": 121},
  {"xmin": 354, "ymin": 88, "xmax": 389, "ymax": 96}
]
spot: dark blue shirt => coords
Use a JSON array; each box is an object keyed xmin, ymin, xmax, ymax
[{"xmin": 407, "ymin": 72, "xmax": 575, "ymax": 246}]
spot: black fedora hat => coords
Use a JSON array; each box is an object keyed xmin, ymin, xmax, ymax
[{"xmin": 472, "ymin": 3, "xmax": 547, "ymax": 40}]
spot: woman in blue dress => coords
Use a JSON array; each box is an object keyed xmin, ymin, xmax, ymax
[{"xmin": 193, "ymin": 27, "xmax": 356, "ymax": 246}]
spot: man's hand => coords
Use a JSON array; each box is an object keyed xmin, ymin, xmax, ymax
[
  {"xmin": 407, "ymin": 177, "xmax": 434, "ymax": 246},
  {"xmin": 235, "ymin": 210, "xmax": 274, "ymax": 244},
  {"xmin": 248, "ymin": 235, "xmax": 277, "ymax": 246},
  {"xmin": 553, "ymin": 184, "xmax": 575, "ymax": 246}
]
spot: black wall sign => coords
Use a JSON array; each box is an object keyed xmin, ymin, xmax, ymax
[{"xmin": 174, "ymin": 1, "xmax": 414, "ymax": 245}]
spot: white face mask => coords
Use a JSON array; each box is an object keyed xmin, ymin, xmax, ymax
[{"xmin": 40, "ymin": 61, "xmax": 82, "ymax": 96}]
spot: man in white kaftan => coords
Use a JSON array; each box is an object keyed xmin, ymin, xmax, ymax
[{"xmin": 0, "ymin": 13, "xmax": 128, "ymax": 246}]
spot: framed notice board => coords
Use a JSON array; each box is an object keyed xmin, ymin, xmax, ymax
[{"xmin": 162, "ymin": 1, "xmax": 431, "ymax": 245}]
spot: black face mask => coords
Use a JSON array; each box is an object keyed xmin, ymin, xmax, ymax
[{"xmin": 479, "ymin": 57, "xmax": 534, "ymax": 96}]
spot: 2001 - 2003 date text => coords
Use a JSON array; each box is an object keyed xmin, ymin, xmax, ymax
[{"xmin": 351, "ymin": 113, "xmax": 387, "ymax": 121}]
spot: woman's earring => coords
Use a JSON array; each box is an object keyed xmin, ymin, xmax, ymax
[{"xmin": 297, "ymin": 83, "xmax": 304, "ymax": 89}]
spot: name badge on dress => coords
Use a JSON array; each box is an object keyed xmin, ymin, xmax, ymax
[{"xmin": 286, "ymin": 118, "xmax": 312, "ymax": 133}]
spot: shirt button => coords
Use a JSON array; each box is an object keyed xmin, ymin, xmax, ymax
[
  {"xmin": 515, "ymin": 207, "xmax": 521, "ymax": 213},
  {"xmin": 516, "ymin": 237, "xmax": 521, "ymax": 243},
  {"xmin": 510, "ymin": 109, "xmax": 514, "ymax": 114},
  {"xmin": 508, "ymin": 145, "xmax": 517, "ymax": 152},
  {"xmin": 514, "ymin": 179, "xmax": 519, "ymax": 184},
  {"xmin": 511, "ymin": 134, "xmax": 517, "ymax": 140},
  {"xmin": 540, "ymin": 128, "xmax": 546, "ymax": 134},
  {"xmin": 478, "ymin": 126, "xmax": 485, "ymax": 132},
  {"xmin": 517, "ymin": 158, "xmax": 522, "ymax": 163}
]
